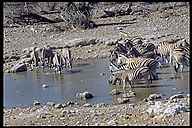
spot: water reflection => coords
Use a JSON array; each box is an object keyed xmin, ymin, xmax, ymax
[{"xmin": 4, "ymin": 58, "xmax": 190, "ymax": 108}]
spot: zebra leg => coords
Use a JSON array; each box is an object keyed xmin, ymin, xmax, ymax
[
  {"xmin": 164, "ymin": 57, "xmax": 168, "ymax": 64},
  {"xmin": 128, "ymin": 81, "xmax": 134, "ymax": 92},
  {"xmin": 149, "ymin": 72, "xmax": 153, "ymax": 84},
  {"xmin": 174, "ymin": 63, "xmax": 179, "ymax": 73},
  {"xmin": 169, "ymin": 51, "xmax": 172, "ymax": 64},
  {"xmin": 180, "ymin": 64, "xmax": 184, "ymax": 72},
  {"xmin": 122, "ymin": 79, "xmax": 127, "ymax": 94}
]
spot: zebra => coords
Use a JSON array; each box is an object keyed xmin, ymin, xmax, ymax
[
  {"xmin": 61, "ymin": 47, "xmax": 72, "ymax": 70},
  {"xmin": 171, "ymin": 47, "xmax": 190, "ymax": 73},
  {"xmin": 30, "ymin": 47, "xmax": 44, "ymax": 69},
  {"xmin": 41, "ymin": 45, "xmax": 54, "ymax": 69},
  {"xmin": 116, "ymin": 55, "xmax": 159, "ymax": 80},
  {"xmin": 52, "ymin": 51, "xmax": 66, "ymax": 73},
  {"xmin": 111, "ymin": 66, "xmax": 153, "ymax": 93},
  {"xmin": 154, "ymin": 39, "xmax": 188, "ymax": 65},
  {"xmin": 111, "ymin": 43, "xmax": 128, "ymax": 56},
  {"xmin": 109, "ymin": 61, "xmax": 124, "ymax": 73}
]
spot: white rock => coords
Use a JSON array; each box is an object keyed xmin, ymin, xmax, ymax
[
  {"xmin": 33, "ymin": 100, "xmax": 40, "ymax": 106},
  {"xmin": 147, "ymin": 93, "xmax": 162, "ymax": 101},
  {"xmin": 169, "ymin": 94, "xmax": 184, "ymax": 100},
  {"xmin": 42, "ymin": 84, "xmax": 48, "ymax": 88},
  {"xmin": 83, "ymin": 103, "xmax": 92, "ymax": 107},
  {"xmin": 55, "ymin": 104, "xmax": 63, "ymax": 109}
]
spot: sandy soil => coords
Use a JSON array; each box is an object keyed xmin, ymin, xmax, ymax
[{"xmin": 3, "ymin": 94, "xmax": 190, "ymax": 126}]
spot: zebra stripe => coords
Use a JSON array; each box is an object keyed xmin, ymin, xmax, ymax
[
  {"xmin": 111, "ymin": 66, "xmax": 152, "ymax": 93},
  {"xmin": 171, "ymin": 46, "xmax": 190, "ymax": 72}
]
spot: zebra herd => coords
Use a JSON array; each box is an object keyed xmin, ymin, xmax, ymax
[
  {"xmin": 108, "ymin": 37, "xmax": 190, "ymax": 93},
  {"xmin": 29, "ymin": 45, "xmax": 72, "ymax": 73}
]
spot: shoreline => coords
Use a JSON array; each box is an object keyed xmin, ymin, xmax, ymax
[{"xmin": 4, "ymin": 93, "xmax": 190, "ymax": 126}]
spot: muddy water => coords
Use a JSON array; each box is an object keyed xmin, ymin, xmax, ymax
[{"xmin": 3, "ymin": 58, "xmax": 189, "ymax": 108}]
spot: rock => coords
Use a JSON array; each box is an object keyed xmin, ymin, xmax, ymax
[
  {"xmin": 83, "ymin": 103, "xmax": 92, "ymax": 107},
  {"xmin": 62, "ymin": 110, "xmax": 70, "ymax": 115},
  {"xmin": 147, "ymin": 94, "xmax": 162, "ymax": 101},
  {"xmin": 105, "ymin": 39, "xmax": 116, "ymax": 46},
  {"xmin": 87, "ymin": 49, "xmax": 93, "ymax": 53},
  {"xmin": 47, "ymin": 102, "xmax": 55, "ymax": 106},
  {"xmin": 122, "ymin": 92, "xmax": 136, "ymax": 98},
  {"xmin": 33, "ymin": 100, "xmax": 40, "ymax": 106},
  {"xmin": 77, "ymin": 91, "xmax": 94, "ymax": 99},
  {"xmin": 66, "ymin": 101, "xmax": 74, "ymax": 106},
  {"xmin": 116, "ymin": 26, "xmax": 123, "ymax": 30},
  {"xmin": 100, "ymin": 72, "xmax": 105, "ymax": 76},
  {"xmin": 128, "ymin": 103, "xmax": 135, "ymax": 108},
  {"xmin": 70, "ymin": 110, "xmax": 76, "ymax": 113},
  {"xmin": 146, "ymin": 101, "xmax": 163, "ymax": 116},
  {"xmin": 96, "ymin": 103, "xmax": 107, "ymax": 108},
  {"xmin": 169, "ymin": 94, "xmax": 184, "ymax": 100},
  {"xmin": 55, "ymin": 103, "xmax": 63, "ymax": 109},
  {"xmin": 42, "ymin": 84, "xmax": 48, "ymax": 88},
  {"xmin": 107, "ymin": 120, "xmax": 117, "ymax": 125},
  {"xmin": 117, "ymin": 97, "xmax": 130, "ymax": 104},
  {"xmin": 163, "ymin": 104, "xmax": 186, "ymax": 117},
  {"xmin": 9, "ymin": 63, "xmax": 27, "ymax": 73},
  {"xmin": 110, "ymin": 89, "xmax": 121, "ymax": 95},
  {"xmin": 143, "ymin": 98, "xmax": 148, "ymax": 102}
]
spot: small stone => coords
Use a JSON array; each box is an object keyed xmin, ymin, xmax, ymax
[
  {"xmin": 87, "ymin": 49, "xmax": 93, "ymax": 53},
  {"xmin": 169, "ymin": 94, "xmax": 184, "ymax": 100},
  {"xmin": 122, "ymin": 92, "xmax": 135, "ymax": 98},
  {"xmin": 66, "ymin": 101, "xmax": 74, "ymax": 106},
  {"xmin": 100, "ymin": 72, "xmax": 105, "ymax": 76},
  {"xmin": 116, "ymin": 26, "xmax": 123, "ymax": 30},
  {"xmin": 62, "ymin": 103, "xmax": 67, "ymax": 107},
  {"xmin": 55, "ymin": 103, "xmax": 63, "ymax": 109},
  {"xmin": 41, "ymin": 115, "xmax": 46, "ymax": 119},
  {"xmin": 42, "ymin": 84, "xmax": 48, "ymax": 88},
  {"xmin": 143, "ymin": 98, "xmax": 148, "ymax": 102},
  {"xmin": 33, "ymin": 100, "xmax": 40, "ymax": 106},
  {"xmin": 83, "ymin": 103, "xmax": 92, "ymax": 107},
  {"xmin": 79, "ymin": 91, "xmax": 94, "ymax": 99},
  {"xmin": 47, "ymin": 102, "xmax": 55, "ymax": 106},
  {"xmin": 70, "ymin": 110, "xmax": 76, "ymax": 113},
  {"xmin": 117, "ymin": 97, "xmax": 130, "ymax": 104},
  {"xmin": 148, "ymin": 94, "xmax": 162, "ymax": 101},
  {"xmin": 107, "ymin": 120, "xmax": 117, "ymax": 125},
  {"xmin": 128, "ymin": 103, "xmax": 135, "ymax": 108},
  {"xmin": 62, "ymin": 110, "xmax": 69, "ymax": 115}
]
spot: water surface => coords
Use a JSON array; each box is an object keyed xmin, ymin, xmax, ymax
[{"xmin": 4, "ymin": 58, "xmax": 189, "ymax": 108}]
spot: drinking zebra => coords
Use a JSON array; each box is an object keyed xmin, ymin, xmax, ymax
[
  {"xmin": 61, "ymin": 47, "xmax": 72, "ymax": 70},
  {"xmin": 171, "ymin": 47, "xmax": 190, "ymax": 73},
  {"xmin": 110, "ymin": 66, "xmax": 153, "ymax": 93},
  {"xmin": 116, "ymin": 55, "xmax": 159, "ymax": 80}
]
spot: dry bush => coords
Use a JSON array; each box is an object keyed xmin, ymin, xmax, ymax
[{"xmin": 59, "ymin": 2, "xmax": 96, "ymax": 30}]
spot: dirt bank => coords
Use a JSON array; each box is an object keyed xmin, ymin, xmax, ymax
[
  {"xmin": 3, "ymin": 4, "xmax": 189, "ymax": 72},
  {"xmin": 3, "ymin": 94, "xmax": 190, "ymax": 126}
]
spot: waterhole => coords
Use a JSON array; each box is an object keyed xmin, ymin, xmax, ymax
[{"xmin": 4, "ymin": 58, "xmax": 189, "ymax": 108}]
